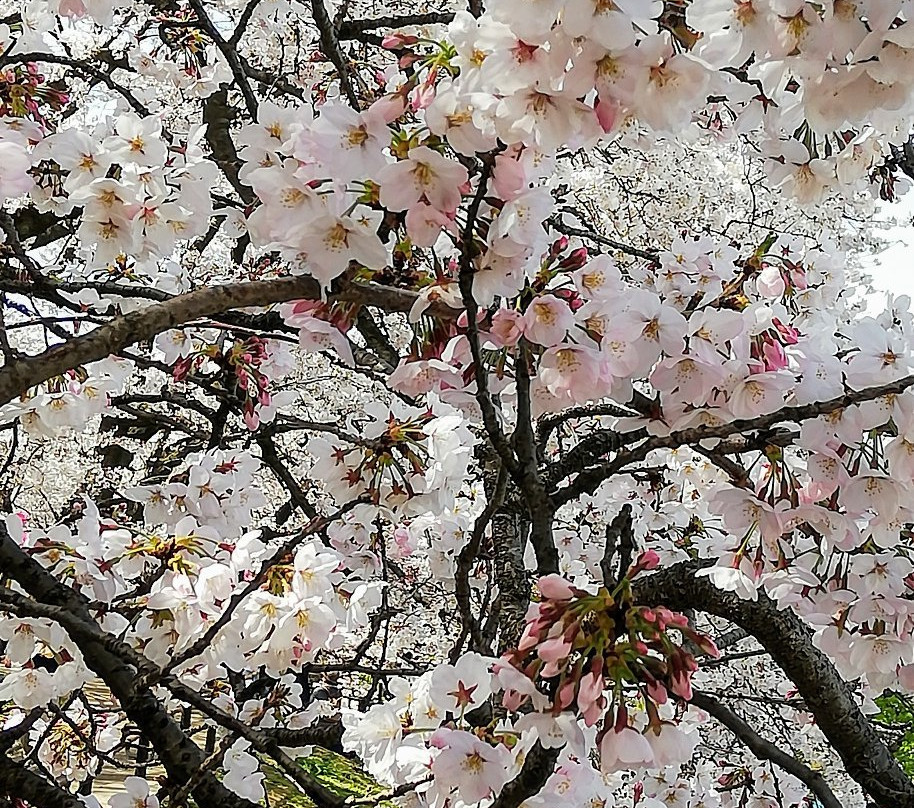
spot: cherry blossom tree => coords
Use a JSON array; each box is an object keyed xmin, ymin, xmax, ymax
[{"xmin": 2, "ymin": 2, "xmax": 914, "ymax": 808}]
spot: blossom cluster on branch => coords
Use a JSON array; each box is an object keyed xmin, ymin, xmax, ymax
[{"xmin": 1, "ymin": 1, "xmax": 914, "ymax": 808}]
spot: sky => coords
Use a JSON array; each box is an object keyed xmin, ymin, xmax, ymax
[{"xmin": 861, "ymin": 192, "xmax": 914, "ymax": 309}]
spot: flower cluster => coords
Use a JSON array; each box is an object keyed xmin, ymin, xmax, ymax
[
  {"xmin": 0, "ymin": 61, "xmax": 68, "ymax": 124},
  {"xmin": 309, "ymin": 398, "xmax": 475, "ymax": 516},
  {"xmin": 504, "ymin": 571, "xmax": 716, "ymax": 770},
  {"xmin": 3, "ymin": 0, "xmax": 914, "ymax": 805}
]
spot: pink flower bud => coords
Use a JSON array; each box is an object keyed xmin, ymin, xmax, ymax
[
  {"xmin": 670, "ymin": 669, "xmax": 693, "ymax": 700},
  {"xmin": 645, "ymin": 678, "xmax": 668, "ymax": 705},
  {"xmin": 773, "ymin": 317, "xmax": 800, "ymax": 344},
  {"xmin": 900, "ymin": 664, "xmax": 914, "ymax": 691},
  {"xmin": 762, "ymin": 339, "xmax": 788, "ymax": 371},
  {"xmin": 594, "ymin": 95, "xmax": 621, "ymax": 134},
  {"xmin": 556, "ymin": 678, "xmax": 576, "ymax": 709},
  {"xmin": 577, "ymin": 669, "xmax": 604, "ymax": 726},
  {"xmin": 456, "ymin": 310, "xmax": 486, "ymax": 329},
  {"xmin": 628, "ymin": 549, "xmax": 661, "ymax": 578},
  {"xmin": 172, "ymin": 358, "xmax": 191, "ymax": 382},
  {"xmin": 537, "ymin": 634, "xmax": 572, "ymax": 664},
  {"xmin": 369, "ymin": 94, "xmax": 407, "ymax": 124},
  {"xmin": 549, "ymin": 236, "xmax": 569, "ymax": 257},
  {"xmin": 538, "ymin": 573, "xmax": 577, "ymax": 600},
  {"xmin": 502, "ymin": 688, "xmax": 527, "ymax": 712},
  {"xmin": 517, "ymin": 622, "xmax": 543, "ymax": 653},
  {"xmin": 559, "ymin": 247, "xmax": 588, "ymax": 270},
  {"xmin": 410, "ymin": 81, "xmax": 436, "ymax": 111},
  {"xmin": 382, "ymin": 32, "xmax": 419, "ymax": 49}
]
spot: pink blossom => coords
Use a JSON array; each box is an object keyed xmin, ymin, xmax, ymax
[
  {"xmin": 645, "ymin": 725, "xmax": 699, "ymax": 768},
  {"xmin": 369, "ymin": 93, "xmax": 408, "ymax": 123},
  {"xmin": 522, "ymin": 295, "xmax": 575, "ymax": 348},
  {"xmin": 576, "ymin": 661, "xmax": 605, "ymax": 726},
  {"xmin": 488, "ymin": 308, "xmax": 524, "ymax": 348},
  {"xmin": 594, "ymin": 94, "xmax": 622, "ymax": 133},
  {"xmin": 404, "ymin": 202, "xmax": 457, "ymax": 247},
  {"xmin": 629, "ymin": 549, "xmax": 661, "ymax": 577},
  {"xmin": 0, "ymin": 142, "xmax": 34, "ymax": 199},
  {"xmin": 430, "ymin": 728, "xmax": 510, "ymax": 804},
  {"xmin": 599, "ymin": 727, "xmax": 655, "ymax": 773},
  {"xmin": 377, "ymin": 146, "xmax": 468, "ymax": 213},
  {"xmin": 492, "ymin": 150, "xmax": 528, "ymax": 201}
]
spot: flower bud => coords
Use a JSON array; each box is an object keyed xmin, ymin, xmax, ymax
[
  {"xmin": 537, "ymin": 573, "xmax": 576, "ymax": 600},
  {"xmin": 382, "ymin": 32, "xmax": 419, "ymax": 49}
]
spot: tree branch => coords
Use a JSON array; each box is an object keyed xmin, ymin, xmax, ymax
[
  {"xmin": 634, "ymin": 561, "xmax": 914, "ymax": 808},
  {"xmin": 310, "ymin": 0, "xmax": 360, "ymax": 108},
  {"xmin": 0, "ymin": 277, "xmax": 455, "ymax": 407},
  {"xmin": 554, "ymin": 374, "xmax": 914, "ymax": 504},
  {"xmin": 690, "ymin": 690, "xmax": 844, "ymax": 808},
  {"xmin": 0, "ymin": 526, "xmax": 260, "ymax": 808},
  {"xmin": 491, "ymin": 743, "xmax": 557, "ymax": 808},
  {"xmin": 187, "ymin": 0, "xmax": 260, "ymax": 119},
  {"xmin": 336, "ymin": 12, "xmax": 455, "ymax": 38},
  {"xmin": 0, "ymin": 756, "xmax": 85, "ymax": 808}
]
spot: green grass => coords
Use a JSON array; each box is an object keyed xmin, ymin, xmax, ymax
[{"xmin": 263, "ymin": 747, "xmax": 390, "ymax": 807}]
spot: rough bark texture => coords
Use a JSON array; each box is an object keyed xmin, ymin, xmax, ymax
[
  {"xmin": 635, "ymin": 561, "xmax": 914, "ymax": 808},
  {"xmin": 490, "ymin": 742, "xmax": 558, "ymax": 808},
  {"xmin": 489, "ymin": 482, "xmax": 531, "ymax": 654},
  {"xmin": 0, "ymin": 756, "xmax": 87, "ymax": 808}
]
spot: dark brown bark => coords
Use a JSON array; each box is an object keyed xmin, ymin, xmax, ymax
[
  {"xmin": 634, "ymin": 561, "xmax": 914, "ymax": 808},
  {"xmin": 0, "ymin": 756, "xmax": 86, "ymax": 808}
]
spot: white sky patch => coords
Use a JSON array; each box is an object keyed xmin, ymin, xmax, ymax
[{"xmin": 861, "ymin": 192, "xmax": 914, "ymax": 313}]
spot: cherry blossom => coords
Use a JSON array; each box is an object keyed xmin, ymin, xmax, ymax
[{"xmin": 5, "ymin": 2, "xmax": 914, "ymax": 807}]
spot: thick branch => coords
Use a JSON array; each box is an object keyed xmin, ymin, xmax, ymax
[
  {"xmin": 512, "ymin": 343, "xmax": 558, "ymax": 575},
  {"xmin": 635, "ymin": 561, "xmax": 914, "ymax": 808},
  {"xmin": 0, "ymin": 277, "xmax": 451, "ymax": 407},
  {"xmin": 263, "ymin": 719, "xmax": 345, "ymax": 752},
  {"xmin": 310, "ymin": 0, "xmax": 360, "ymax": 108},
  {"xmin": 0, "ymin": 527, "xmax": 259, "ymax": 808},
  {"xmin": 0, "ymin": 756, "xmax": 84, "ymax": 808},
  {"xmin": 336, "ymin": 12, "xmax": 455, "ymax": 38},
  {"xmin": 204, "ymin": 89, "xmax": 257, "ymax": 204},
  {"xmin": 491, "ymin": 743, "xmax": 557, "ymax": 808}
]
